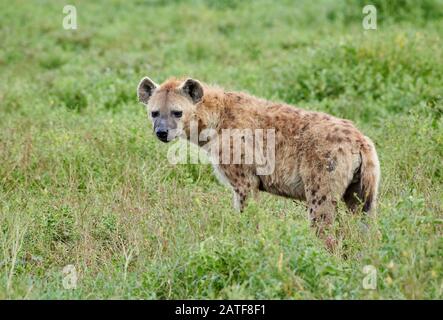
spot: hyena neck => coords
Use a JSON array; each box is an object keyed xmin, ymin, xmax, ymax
[{"xmin": 190, "ymin": 86, "xmax": 226, "ymax": 146}]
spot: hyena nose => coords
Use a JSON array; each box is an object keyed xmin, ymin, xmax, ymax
[{"xmin": 156, "ymin": 129, "xmax": 169, "ymax": 142}]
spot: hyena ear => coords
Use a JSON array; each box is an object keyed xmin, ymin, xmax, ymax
[
  {"xmin": 137, "ymin": 77, "xmax": 159, "ymax": 104},
  {"xmin": 180, "ymin": 78, "xmax": 204, "ymax": 103}
]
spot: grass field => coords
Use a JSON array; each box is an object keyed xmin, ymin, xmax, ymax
[{"xmin": 0, "ymin": 0, "xmax": 442, "ymax": 299}]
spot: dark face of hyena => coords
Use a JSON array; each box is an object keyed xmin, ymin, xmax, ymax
[
  {"xmin": 137, "ymin": 77, "xmax": 203, "ymax": 143},
  {"xmin": 148, "ymin": 91, "xmax": 181, "ymax": 143}
]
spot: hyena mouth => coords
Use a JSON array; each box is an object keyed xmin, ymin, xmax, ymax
[
  {"xmin": 157, "ymin": 135, "xmax": 170, "ymax": 143},
  {"xmin": 158, "ymin": 137, "xmax": 169, "ymax": 143}
]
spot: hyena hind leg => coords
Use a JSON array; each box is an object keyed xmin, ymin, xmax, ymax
[
  {"xmin": 307, "ymin": 195, "xmax": 340, "ymax": 252},
  {"xmin": 307, "ymin": 192, "xmax": 337, "ymax": 236}
]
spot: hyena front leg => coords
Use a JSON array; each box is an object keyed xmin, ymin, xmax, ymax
[
  {"xmin": 223, "ymin": 165, "xmax": 259, "ymax": 212},
  {"xmin": 231, "ymin": 178, "xmax": 260, "ymax": 212},
  {"xmin": 232, "ymin": 191, "xmax": 245, "ymax": 212}
]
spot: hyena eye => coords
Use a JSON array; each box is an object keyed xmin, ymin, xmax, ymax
[
  {"xmin": 151, "ymin": 111, "xmax": 159, "ymax": 118},
  {"xmin": 172, "ymin": 111, "xmax": 183, "ymax": 118}
]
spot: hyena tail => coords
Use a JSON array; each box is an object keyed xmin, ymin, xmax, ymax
[{"xmin": 359, "ymin": 136, "xmax": 380, "ymax": 213}]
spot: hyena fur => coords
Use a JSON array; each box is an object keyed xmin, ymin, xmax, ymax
[{"xmin": 137, "ymin": 76, "xmax": 380, "ymax": 249}]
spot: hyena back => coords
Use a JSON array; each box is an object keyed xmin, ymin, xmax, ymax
[{"xmin": 137, "ymin": 76, "xmax": 380, "ymax": 249}]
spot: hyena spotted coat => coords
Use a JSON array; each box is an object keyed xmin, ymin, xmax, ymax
[{"xmin": 137, "ymin": 77, "xmax": 380, "ymax": 248}]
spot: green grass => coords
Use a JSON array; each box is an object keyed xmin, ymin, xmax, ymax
[{"xmin": 0, "ymin": 0, "xmax": 442, "ymax": 299}]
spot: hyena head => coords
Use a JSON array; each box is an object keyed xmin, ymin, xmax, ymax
[{"xmin": 137, "ymin": 77, "xmax": 203, "ymax": 143}]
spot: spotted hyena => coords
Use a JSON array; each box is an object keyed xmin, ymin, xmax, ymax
[{"xmin": 137, "ymin": 76, "xmax": 380, "ymax": 249}]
